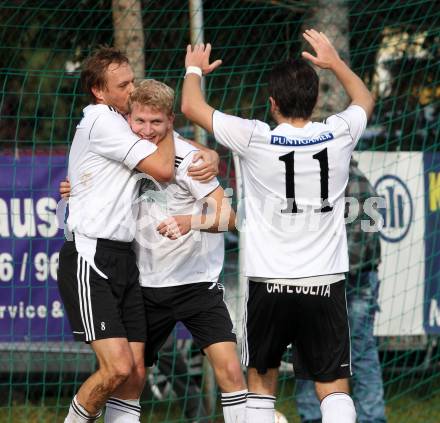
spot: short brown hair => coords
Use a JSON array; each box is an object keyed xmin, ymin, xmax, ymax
[
  {"xmin": 81, "ymin": 46, "xmax": 129, "ymax": 103},
  {"xmin": 129, "ymin": 79, "xmax": 175, "ymax": 115}
]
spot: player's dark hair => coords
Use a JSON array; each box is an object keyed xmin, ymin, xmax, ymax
[
  {"xmin": 81, "ymin": 46, "xmax": 129, "ymax": 103},
  {"xmin": 268, "ymin": 59, "xmax": 319, "ymax": 119}
]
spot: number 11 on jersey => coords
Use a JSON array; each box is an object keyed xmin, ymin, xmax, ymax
[{"xmin": 279, "ymin": 148, "xmax": 333, "ymax": 214}]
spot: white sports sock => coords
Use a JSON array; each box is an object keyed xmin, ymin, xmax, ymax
[
  {"xmin": 246, "ymin": 392, "xmax": 276, "ymax": 423},
  {"xmin": 320, "ymin": 392, "xmax": 356, "ymax": 423},
  {"xmin": 64, "ymin": 395, "xmax": 102, "ymax": 423},
  {"xmin": 104, "ymin": 397, "xmax": 141, "ymax": 422},
  {"xmin": 221, "ymin": 389, "xmax": 248, "ymax": 423}
]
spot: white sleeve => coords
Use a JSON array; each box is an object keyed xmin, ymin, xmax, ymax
[
  {"xmin": 89, "ymin": 112, "xmax": 157, "ymax": 170},
  {"xmin": 177, "ymin": 154, "xmax": 220, "ymax": 200},
  {"xmin": 212, "ymin": 110, "xmax": 257, "ymax": 156},
  {"xmin": 326, "ymin": 105, "xmax": 367, "ymax": 145}
]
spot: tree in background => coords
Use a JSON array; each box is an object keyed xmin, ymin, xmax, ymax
[
  {"xmin": 304, "ymin": 0, "xmax": 350, "ymax": 119},
  {"xmin": 0, "ymin": 0, "xmax": 437, "ymax": 151},
  {"xmin": 112, "ymin": 0, "xmax": 145, "ymax": 79}
]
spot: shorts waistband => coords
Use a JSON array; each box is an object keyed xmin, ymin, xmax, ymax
[
  {"xmin": 96, "ymin": 238, "xmax": 132, "ymax": 251},
  {"xmin": 73, "ymin": 233, "xmax": 132, "ymax": 251}
]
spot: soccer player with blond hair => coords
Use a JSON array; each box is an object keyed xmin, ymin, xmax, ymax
[{"xmin": 61, "ymin": 78, "xmax": 248, "ymax": 423}]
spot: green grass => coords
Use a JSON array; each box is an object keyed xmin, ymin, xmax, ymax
[
  {"xmin": 1, "ymin": 374, "xmax": 439, "ymax": 423},
  {"xmin": 276, "ymin": 390, "xmax": 440, "ymax": 423}
]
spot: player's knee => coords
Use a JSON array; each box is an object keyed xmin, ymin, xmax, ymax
[
  {"xmin": 111, "ymin": 364, "xmax": 132, "ymax": 385},
  {"xmin": 103, "ymin": 359, "xmax": 135, "ymax": 389}
]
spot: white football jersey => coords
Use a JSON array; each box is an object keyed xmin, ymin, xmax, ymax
[
  {"xmin": 134, "ymin": 135, "xmax": 224, "ymax": 288},
  {"xmin": 213, "ymin": 105, "xmax": 367, "ymax": 279},
  {"xmin": 67, "ymin": 104, "xmax": 157, "ymax": 270}
]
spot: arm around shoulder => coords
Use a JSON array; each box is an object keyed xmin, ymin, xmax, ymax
[{"xmin": 135, "ymin": 130, "xmax": 175, "ymax": 182}]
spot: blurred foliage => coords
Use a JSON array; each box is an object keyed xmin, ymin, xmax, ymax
[{"xmin": 0, "ymin": 0, "xmax": 439, "ymax": 151}]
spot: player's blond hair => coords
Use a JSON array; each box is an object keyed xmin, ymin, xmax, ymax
[{"xmin": 129, "ymin": 79, "xmax": 175, "ymax": 115}]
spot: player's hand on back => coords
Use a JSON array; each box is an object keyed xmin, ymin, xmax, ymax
[
  {"xmin": 302, "ymin": 29, "xmax": 341, "ymax": 69},
  {"xmin": 157, "ymin": 215, "xmax": 191, "ymax": 240},
  {"xmin": 188, "ymin": 150, "xmax": 219, "ymax": 182},
  {"xmin": 185, "ymin": 43, "xmax": 222, "ymax": 75},
  {"xmin": 60, "ymin": 177, "xmax": 71, "ymax": 199}
]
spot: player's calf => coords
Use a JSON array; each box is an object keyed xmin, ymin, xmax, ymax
[
  {"xmin": 104, "ymin": 342, "xmax": 146, "ymax": 423},
  {"xmin": 71, "ymin": 359, "xmax": 133, "ymax": 418},
  {"xmin": 204, "ymin": 341, "xmax": 248, "ymax": 423},
  {"xmin": 66, "ymin": 369, "xmax": 133, "ymax": 423},
  {"xmin": 214, "ymin": 356, "xmax": 245, "ymax": 391},
  {"xmin": 246, "ymin": 367, "xmax": 278, "ymax": 423}
]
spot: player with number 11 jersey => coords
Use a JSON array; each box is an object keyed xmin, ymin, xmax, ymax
[
  {"xmin": 213, "ymin": 105, "xmax": 366, "ymax": 281},
  {"xmin": 181, "ymin": 30, "xmax": 375, "ymax": 423}
]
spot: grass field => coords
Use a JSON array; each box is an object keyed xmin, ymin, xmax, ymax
[{"xmin": 1, "ymin": 374, "xmax": 439, "ymax": 423}]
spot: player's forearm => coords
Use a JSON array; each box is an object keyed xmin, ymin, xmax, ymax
[
  {"xmin": 137, "ymin": 132, "xmax": 175, "ymax": 181},
  {"xmin": 182, "ymin": 74, "xmax": 203, "ymax": 117},
  {"xmin": 192, "ymin": 207, "xmax": 236, "ymax": 233},
  {"xmin": 181, "ymin": 74, "xmax": 215, "ymax": 133},
  {"xmin": 331, "ymin": 58, "xmax": 375, "ymax": 118},
  {"xmin": 155, "ymin": 131, "xmax": 176, "ymax": 178}
]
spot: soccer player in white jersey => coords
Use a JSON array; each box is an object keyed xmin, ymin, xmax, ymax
[
  {"xmin": 57, "ymin": 48, "xmax": 218, "ymax": 423},
  {"xmin": 60, "ymin": 78, "xmax": 247, "ymax": 422},
  {"xmin": 129, "ymin": 79, "xmax": 248, "ymax": 423},
  {"xmin": 181, "ymin": 30, "xmax": 375, "ymax": 423}
]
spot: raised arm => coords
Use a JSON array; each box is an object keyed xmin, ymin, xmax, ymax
[
  {"xmin": 181, "ymin": 43, "xmax": 222, "ymax": 134},
  {"xmin": 302, "ymin": 29, "xmax": 375, "ymax": 119}
]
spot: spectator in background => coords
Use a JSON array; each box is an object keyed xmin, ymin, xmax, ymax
[{"xmin": 295, "ymin": 158, "xmax": 387, "ymax": 423}]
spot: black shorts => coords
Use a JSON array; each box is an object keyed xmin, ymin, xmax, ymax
[
  {"xmin": 57, "ymin": 239, "xmax": 146, "ymax": 343},
  {"xmin": 242, "ymin": 280, "xmax": 351, "ymax": 382},
  {"xmin": 143, "ymin": 282, "xmax": 237, "ymax": 366}
]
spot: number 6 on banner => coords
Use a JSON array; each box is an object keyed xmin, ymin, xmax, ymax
[{"xmin": 0, "ymin": 253, "xmax": 14, "ymax": 282}]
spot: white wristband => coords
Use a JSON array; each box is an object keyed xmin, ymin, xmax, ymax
[{"xmin": 185, "ymin": 66, "xmax": 202, "ymax": 78}]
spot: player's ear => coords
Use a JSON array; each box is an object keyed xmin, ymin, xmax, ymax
[
  {"xmin": 168, "ymin": 113, "xmax": 175, "ymax": 128},
  {"xmin": 269, "ymin": 96, "xmax": 278, "ymax": 114},
  {"xmin": 91, "ymin": 85, "xmax": 105, "ymax": 104}
]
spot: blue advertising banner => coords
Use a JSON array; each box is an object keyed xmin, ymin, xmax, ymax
[
  {"xmin": 1, "ymin": 152, "xmax": 438, "ymax": 339},
  {"xmin": 0, "ymin": 154, "xmax": 72, "ymax": 341},
  {"xmin": 424, "ymin": 152, "xmax": 440, "ymax": 334},
  {"xmin": 0, "ymin": 153, "xmax": 192, "ymax": 342}
]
